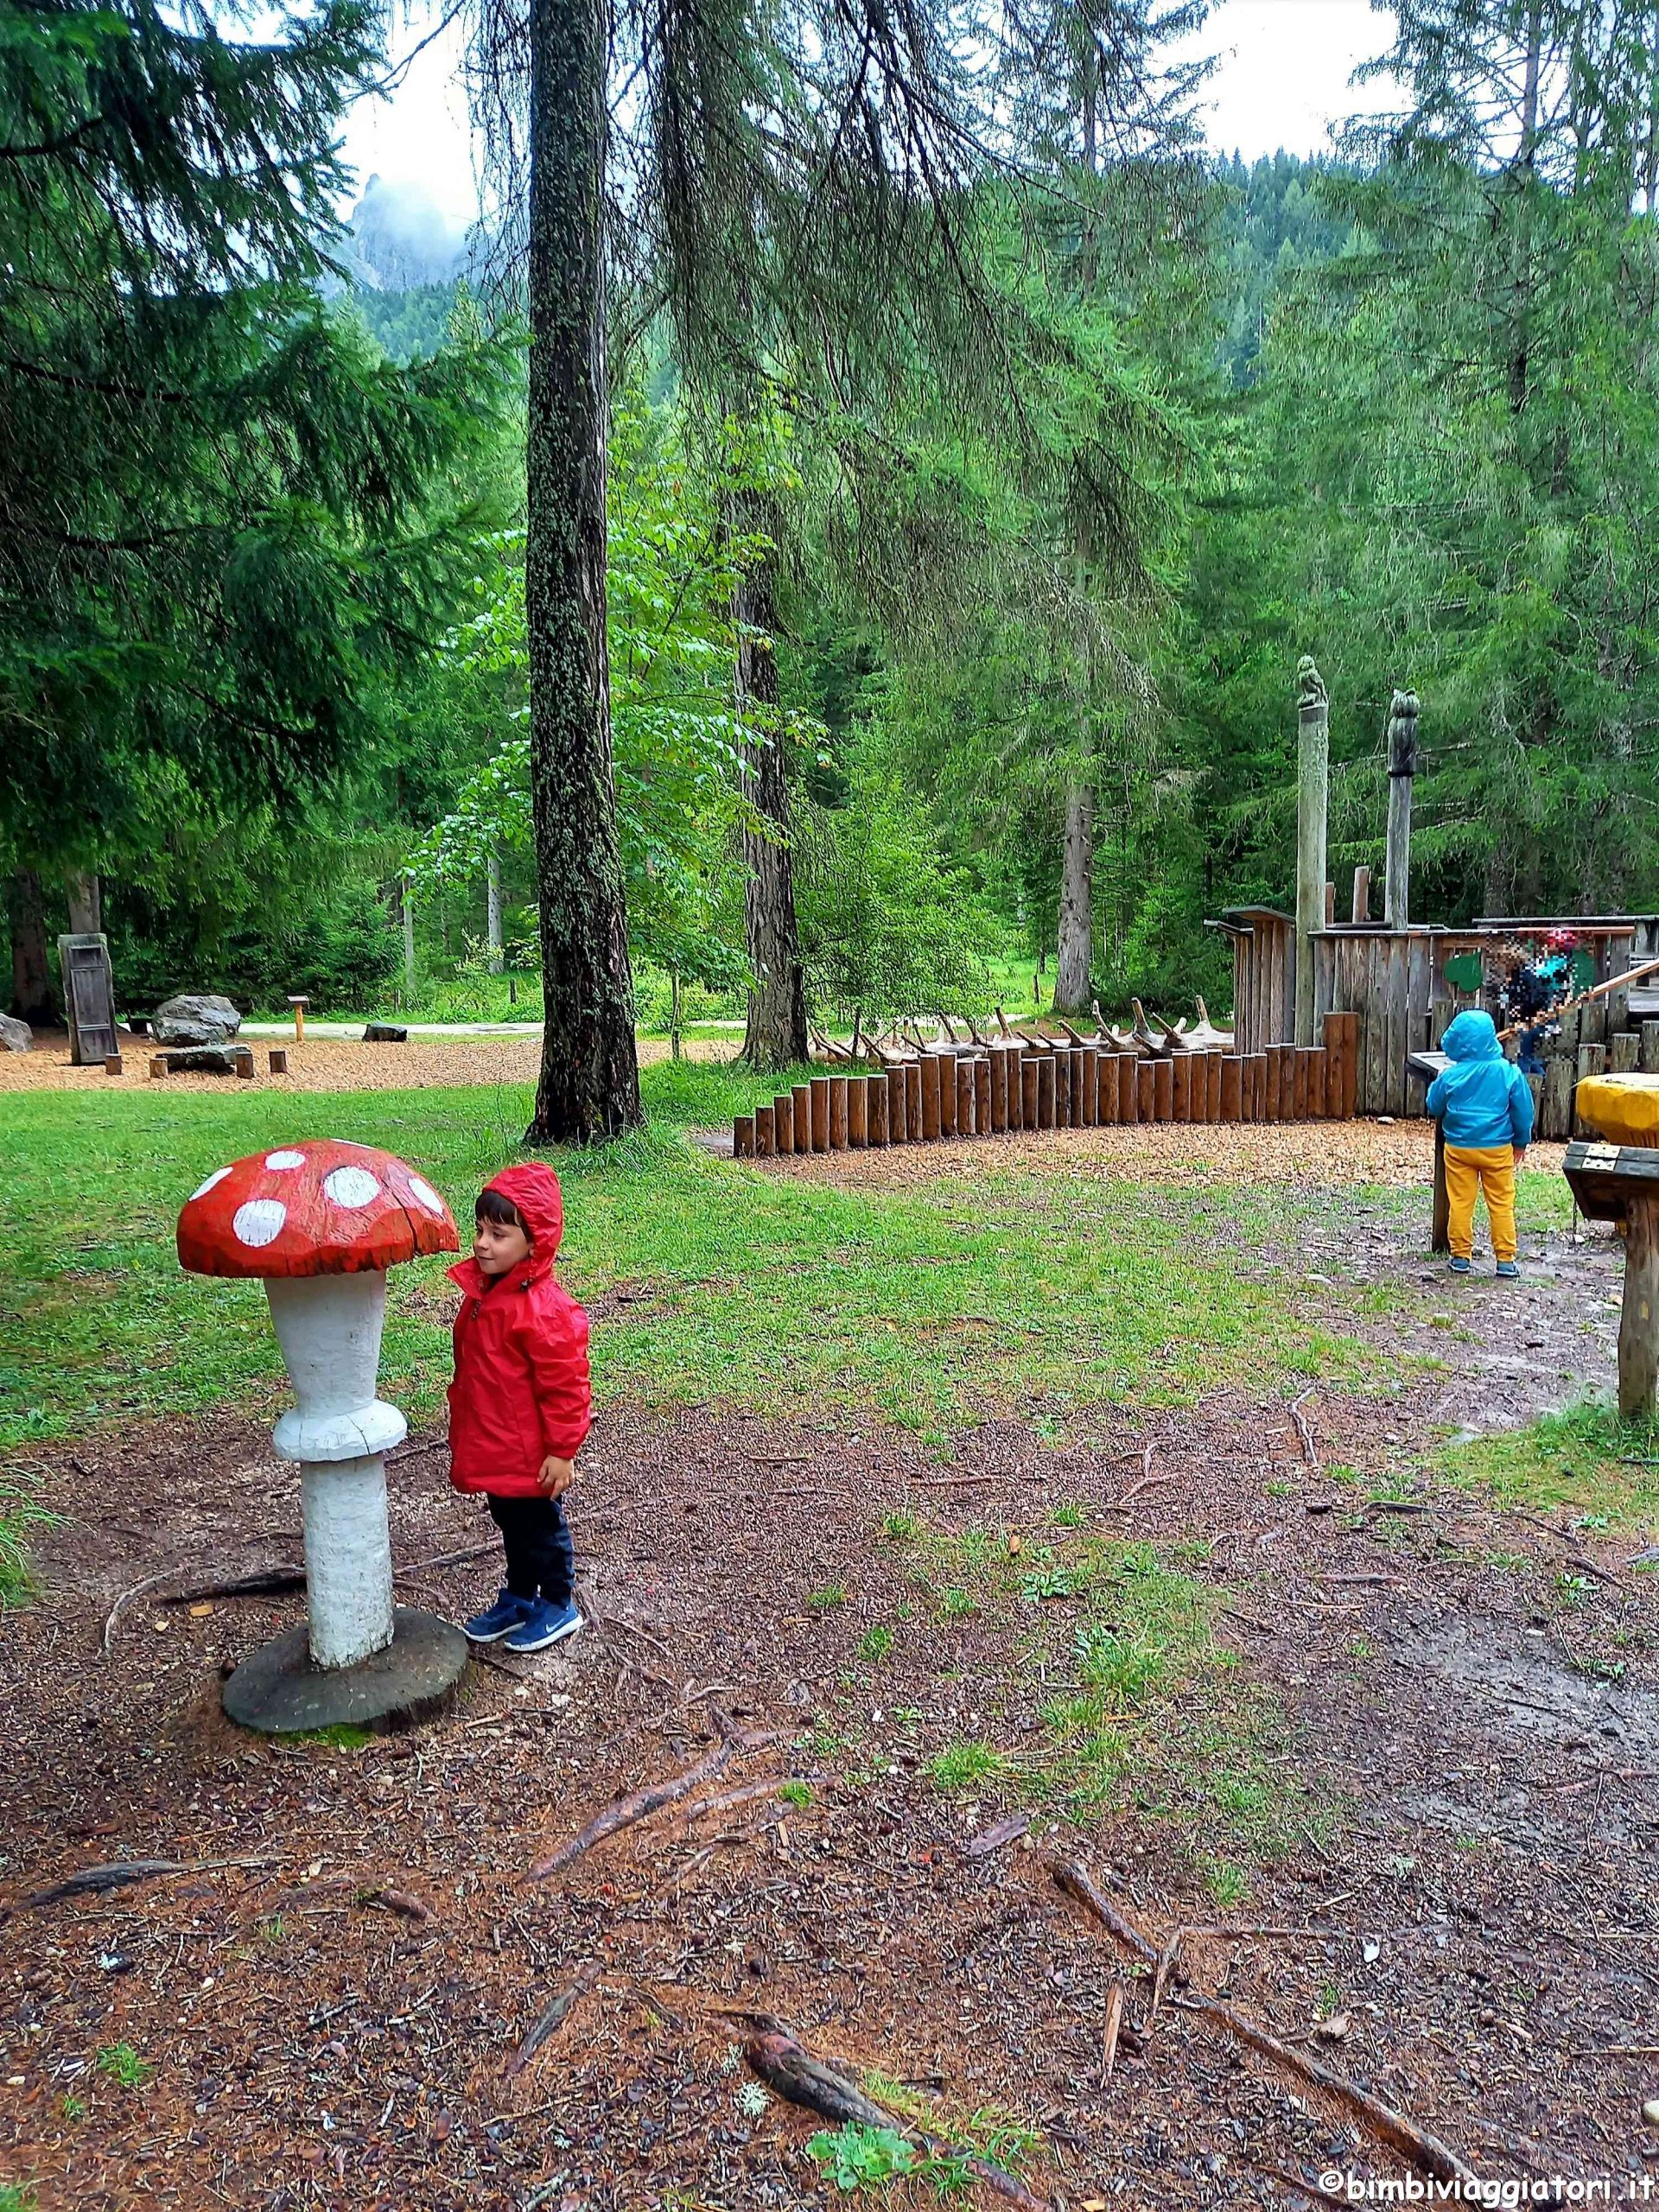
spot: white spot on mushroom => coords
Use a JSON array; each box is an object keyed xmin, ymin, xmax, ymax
[
  {"xmin": 232, "ymin": 1198, "xmax": 287, "ymax": 1248},
  {"xmin": 407, "ymin": 1177, "xmax": 444, "ymax": 1216},
  {"xmin": 264, "ymin": 1149, "xmax": 306, "ymax": 1171},
  {"xmin": 191, "ymin": 1166, "xmax": 232, "ymax": 1201},
  {"xmin": 322, "ymin": 1166, "xmax": 380, "ymax": 1209}
]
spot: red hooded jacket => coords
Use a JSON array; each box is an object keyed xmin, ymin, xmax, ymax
[{"xmin": 446, "ymin": 1164, "xmax": 591, "ymax": 1497}]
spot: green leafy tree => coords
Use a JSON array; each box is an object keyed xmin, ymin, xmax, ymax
[{"xmin": 0, "ymin": 0, "xmax": 511, "ymax": 1014}]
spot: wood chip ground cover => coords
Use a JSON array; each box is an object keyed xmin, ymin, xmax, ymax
[{"xmin": 2, "ymin": 1085, "xmax": 1657, "ymax": 2209}]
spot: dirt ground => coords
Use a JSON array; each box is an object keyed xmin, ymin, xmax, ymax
[
  {"xmin": 0, "ymin": 1032, "xmax": 738, "ymax": 1094},
  {"xmin": 2, "ymin": 1176, "xmax": 1657, "ymax": 2211}
]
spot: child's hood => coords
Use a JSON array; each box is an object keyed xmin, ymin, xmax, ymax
[
  {"xmin": 448, "ymin": 1161, "xmax": 565, "ymax": 1294},
  {"xmin": 1441, "ymin": 1009, "xmax": 1503, "ymax": 1064}
]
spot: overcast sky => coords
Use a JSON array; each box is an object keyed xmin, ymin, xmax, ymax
[{"xmin": 340, "ymin": 0, "xmax": 1402, "ymax": 236}]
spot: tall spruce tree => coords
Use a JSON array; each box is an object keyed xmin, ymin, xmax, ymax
[{"xmin": 0, "ymin": 0, "xmax": 509, "ymax": 1019}]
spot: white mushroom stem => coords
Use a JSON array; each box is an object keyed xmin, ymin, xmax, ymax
[
  {"xmin": 301, "ymin": 1456, "xmax": 395, "ymax": 1668},
  {"xmin": 264, "ymin": 1271, "xmax": 407, "ymax": 1671}
]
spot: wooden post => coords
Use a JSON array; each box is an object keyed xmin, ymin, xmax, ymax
[
  {"xmin": 1541, "ymin": 1055, "xmax": 1573, "ymax": 1141},
  {"xmin": 1292, "ymin": 1049, "xmax": 1310, "ymax": 1119},
  {"xmin": 794, "ymin": 1082, "xmax": 814, "ymax": 1154},
  {"xmin": 1249, "ymin": 1052, "xmax": 1269, "ymax": 1119},
  {"xmin": 755, "ymin": 1103, "xmax": 775, "ymax": 1157},
  {"xmin": 268, "ymin": 1048, "xmax": 289, "ymax": 1076},
  {"xmin": 1154, "ymin": 1058, "xmax": 1173, "ymax": 1122},
  {"xmin": 1351, "ymin": 866, "xmax": 1370, "ymax": 924},
  {"xmin": 868, "ymin": 1073, "xmax": 889, "ymax": 1147},
  {"xmin": 1643, "ymin": 1020, "xmax": 1659, "ymax": 1073},
  {"xmin": 103, "ymin": 1052, "xmax": 123, "ymax": 1077},
  {"xmin": 938, "ymin": 1049, "xmax": 957, "ymax": 1137},
  {"xmin": 1430, "ymin": 1123, "xmax": 1449, "ymax": 1254},
  {"xmin": 887, "ymin": 1066, "xmax": 907, "ymax": 1143},
  {"xmin": 1135, "ymin": 1060, "xmax": 1156, "ymax": 1121},
  {"xmin": 1039, "ymin": 1053, "xmax": 1058, "ymax": 1128},
  {"xmin": 235, "ymin": 1047, "xmax": 256, "ymax": 1081},
  {"xmin": 847, "ymin": 1076, "xmax": 867, "ymax": 1149},
  {"xmin": 734, "ymin": 1115, "xmax": 756, "ymax": 1158},
  {"xmin": 288, "ymin": 995, "xmax": 309, "ymax": 1044},
  {"xmin": 1322, "ymin": 1012, "xmax": 1349, "ymax": 1119},
  {"xmin": 1197, "ymin": 1052, "xmax": 1216, "ymax": 1122},
  {"xmin": 906, "ymin": 1060, "xmax": 924, "ymax": 1142},
  {"xmin": 1384, "ymin": 690, "xmax": 1419, "ymax": 929},
  {"xmin": 1021, "ymin": 1055, "xmax": 1040, "ymax": 1128},
  {"xmin": 988, "ymin": 1047, "xmax": 1008, "ymax": 1133},
  {"xmin": 1614, "ymin": 1032, "xmax": 1641, "ymax": 1075},
  {"xmin": 1306, "ymin": 1046, "xmax": 1328, "ymax": 1117},
  {"xmin": 1096, "ymin": 1051, "xmax": 1120, "ymax": 1124},
  {"xmin": 1049, "ymin": 1048, "xmax": 1067, "ymax": 1126},
  {"xmin": 1575, "ymin": 1046, "xmax": 1606, "ymax": 1137},
  {"xmin": 1068, "ymin": 1049, "xmax": 1084, "ymax": 1127},
  {"xmin": 1325, "ymin": 881, "xmax": 1336, "ymax": 927},
  {"xmin": 1621, "ymin": 1196, "xmax": 1659, "ymax": 1419},
  {"xmin": 1116, "ymin": 1054, "xmax": 1138, "ymax": 1125},
  {"xmin": 1218, "ymin": 1055, "xmax": 1243, "ymax": 1121},
  {"xmin": 974, "ymin": 1056, "xmax": 990, "ymax": 1135},
  {"xmin": 1171, "ymin": 1053, "xmax": 1192, "ymax": 1122},
  {"xmin": 920, "ymin": 1053, "xmax": 942, "ymax": 1140},
  {"xmin": 149, "ymin": 1053, "xmax": 167, "ymax": 1079},
  {"xmin": 829, "ymin": 1075, "xmax": 849, "ymax": 1149},
  {"xmin": 773, "ymin": 1093, "xmax": 794, "ymax": 1152},
  {"xmin": 957, "ymin": 1056, "xmax": 976, "ymax": 1135},
  {"xmin": 1006, "ymin": 1046, "xmax": 1024, "ymax": 1131},
  {"xmin": 1295, "ymin": 656, "xmax": 1329, "ymax": 1045},
  {"xmin": 810, "ymin": 1077, "xmax": 830, "ymax": 1153},
  {"xmin": 1078, "ymin": 1046, "xmax": 1097, "ymax": 1125}
]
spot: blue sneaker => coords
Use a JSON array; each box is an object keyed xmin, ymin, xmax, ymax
[
  {"xmin": 1496, "ymin": 1261, "xmax": 1521, "ymax": 1280},
  {"xmin": 1447, "ymin": 1255, "xmax": 1471, "ymax": 1275},
  {"xmin": 504, "ymin": 1597, "xmax": 584, "ymax": 1655},
  {"xmin": 464, "ymin": 1588, "xmax": 532, "ymax": 1643}
]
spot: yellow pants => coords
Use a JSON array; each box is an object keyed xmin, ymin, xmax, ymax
[{"xmin": 1444, "ymin": 1143, "xmax": 1517, "ymax": 1262}]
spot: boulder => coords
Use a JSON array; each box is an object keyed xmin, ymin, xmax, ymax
[
  {"xmin": 154, "ymin": 993, "xmax": 242, "ymax": 1046},
  {"xmin": 0, "ymin": 1014, "xmax": 32, "ymax": 1052},
  {"xmin": 363, "ymin": 1022, "xmax": 409, "ymax": 1043},
  {"xmin": 161, "ymin": 1046, "xmax": 245, "ymax": 1075}
]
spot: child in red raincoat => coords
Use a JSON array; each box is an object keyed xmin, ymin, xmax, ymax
[{"xmin": 447, "ymin": 1163, "xmax": 590, "ymax": 1654}]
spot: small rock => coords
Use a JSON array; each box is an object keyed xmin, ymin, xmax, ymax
[
  {"xmin": 0, "ymin": 1013, "xmax": 32, "ymax": 1052},
  {"xmin": 1643, "ymin": 2100, "xmax": 1659, "ymax": 2127},
  {"xmin": 160, "ymin": 1046, "xmax": 243, "ymax": 1075},
  {"xmin": 363, "ymin": 1021, "xmax": 409, "ymax": 1043},
  {"xmin": 153, "ymin": 992, "xmax": 242, "ymax": 1046}
]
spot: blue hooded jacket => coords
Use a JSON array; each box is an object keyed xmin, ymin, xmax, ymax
[{"xmin": 1425, "ymin": 1010, "xmax": 1535, "ymax": 1149}]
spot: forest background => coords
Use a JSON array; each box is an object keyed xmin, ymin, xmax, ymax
[{"xmin": 7, "ymin": 0, "xmax": 1657, "ymax": 1058}]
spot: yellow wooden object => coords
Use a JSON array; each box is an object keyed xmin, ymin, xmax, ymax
[{"xmin": 1576, "ymin": 1073, "xmax": 1659, "ymax": 1147}]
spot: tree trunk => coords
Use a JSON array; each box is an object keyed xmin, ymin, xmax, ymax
[
  {"xmin": 9, "ymin": 869, "xmax": 57, "ymax": 1024},
  {"xmin": 1508, "ymin": 0, "xmax": 1542, "ymax": 417},
  {"xmin": 486, "ymin": 850, "xmax": 504, "ymax": 975},
  {"xmin": 1054, "ymin": 782, "xmax": 1093, "ymax": 1014},
  {"xmin": 523, "ymin": 0, "xmax": 641, "ymax": 1142},
  {"xmin": 401, "ymin": 877, "xmax": 416, "ymax": 997},
  {"xmin": 64, "ymin": 869, "xmax": 100, "ymax": 936},
  {"xmin": 736, "ymin": 518, "xmax": 809, "ymax": 1071}
]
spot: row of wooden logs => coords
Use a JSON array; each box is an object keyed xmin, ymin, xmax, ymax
[{"xmin": 736, "ymin": 1011, "xmax": 1361, "ymax": 1159}]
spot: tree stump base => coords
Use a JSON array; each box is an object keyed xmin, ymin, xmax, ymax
[{"xmin": 222, "ymin": 1607, "xmax": 468, "ymax": 1735}]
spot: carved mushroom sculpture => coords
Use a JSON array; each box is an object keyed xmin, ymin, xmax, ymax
[{"xmin": 176, "ymin": 1141, "xmax": 467, "ymax": 1731}]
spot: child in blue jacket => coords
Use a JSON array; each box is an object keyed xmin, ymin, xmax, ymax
[{"xmin": 1426, "ymin": 1009, "xmax": 1535, "ymax": 1278}]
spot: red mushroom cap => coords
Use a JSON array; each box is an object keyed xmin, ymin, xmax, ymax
[{"xmin": 176, "ymin": 1141, "xmax": 460, "ymax": 1278}]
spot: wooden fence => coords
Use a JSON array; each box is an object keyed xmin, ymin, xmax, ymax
[
  {"xmin": 1218, "ymin": 908, "xmax": 1659, "ymax": 1133},
  {"xmin": 734, "ymin": 1014, "xmax": 1360, "ymax": 1160}
]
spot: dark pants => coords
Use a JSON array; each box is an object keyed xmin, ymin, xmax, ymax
[{"xmin": 487, "ymin": 1493, "xmax": 574, "ymax": 1606}]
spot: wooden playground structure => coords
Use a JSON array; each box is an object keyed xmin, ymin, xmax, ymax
[{"xmin": 732, "ymin": 1011, "xmax": 1361, "ymax": 1159}]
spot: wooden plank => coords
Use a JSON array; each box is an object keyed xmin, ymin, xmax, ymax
[
  {"xmin": 1363, "ymin": 939, "xmax": 1386, "ymax": 1116},
  {"xmin": 1070, "ymin": 1048, "xmax": 1086, "ymax": 1128},
  {"xmin": 734, "ymin": 1115, "xmax": 755, "ymax": 1159},
  {"xmin": 1405, "ymin": 931, "xmax": 1430, "ymax": 1114},
  {"xmin": 1319, "ymin": 1013, "xmax": 1343, "ymax": 1121},
  {"xmin": 906, "ymin": 1060, "xmax": 923, "ymax": 1142},
  {"xmin": 1643, "ymin": 1020, "xmax": 1659, "ymax": 1074},
  {"xmin": 1054, "ymin": 1048, "xmax": 1071, "ymax": 1127},
  {"xmin": 1613, "ymin": 1031, "xmax": 1641, "ymax": 1076},
  {"xmin": 829, "ymin": 1076, "xmax": 849, "ymax": 1149},
  {"xmin": 1022, "ymin": 1055, "xmax": 1040, "ymax": 1128},
  {"xmin": 754, "ymin": 1103, "xmax": 775, "ymax": 1158},
  {"xmin": 1080, "ymin": 1046, "xmax": 1098, "ymax": 1126},
  {"xmin": 938, "ymin": 1049, "xmax": 957, "ymax": 1137},
  {"xmin": 989, "ymin": 1045, "xmax": 1008, "ymax": 1133},
  {"xmin": 957, "ymin": 1056, "xmax": 976, "ymax": 1136},
  {"xmin": 847, "ymin": 1077, "xmax": 867, "ymax": 1149},
  {"xmin": 1385, "ymin": 936, "xmax": 1408, "ymax": 1116},
  {"xmin": 975, "ymin": 1056, "xmax": 990, "ymax": 1135},
  {"xmin": 810, "ymin": 1077, "xmax": 830, "ymax": 1153},
  {"xmin": 1006, "ymin": 1045, "xmax": 1024, "ymax": 1130}
]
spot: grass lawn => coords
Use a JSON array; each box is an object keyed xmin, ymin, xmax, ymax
[{"xmin": 0, "ymin": 1064, "xmax": 1378, "ymax": 1472}]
